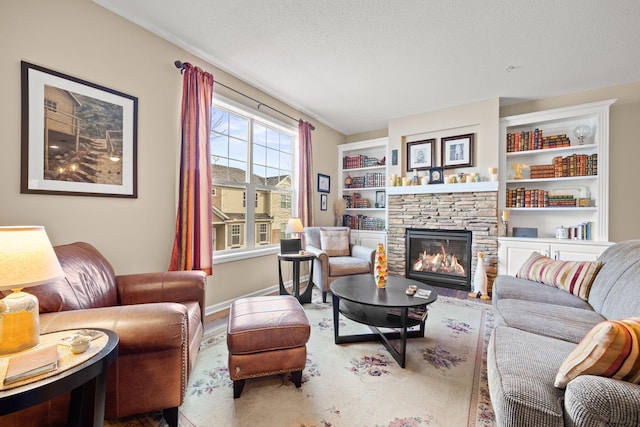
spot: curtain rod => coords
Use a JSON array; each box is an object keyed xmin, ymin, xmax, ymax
[{"xmin": 174, "ymin": 60, "xmax": 315, "ymax": 130}]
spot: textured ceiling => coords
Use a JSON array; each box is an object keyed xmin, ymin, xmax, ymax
[{"xmin": 94, "ymin": 0, "xmax": 640, "ymax": 135}]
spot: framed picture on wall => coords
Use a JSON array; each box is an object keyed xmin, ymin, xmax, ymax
[
  {"xmin": 317, "ymin": 173, "xmax": 330, "ymax": 193},
  {"xmin": 406, "ymin": 139, "xmax": 435, "ymax": 172},
  {"xmin": 320, "ymin": 193, "xmax": 328, "ymax": 211},
  {"xmin": 20, "ymin": 61, "xmax": 138, "ymax": 197},
  {"xmin": 441, "ymin": 133, "xmax": 474, "ymax": 169},
  {"xmin": 428, "ymin": 167, "xmax": 444, "ymax": 184}
]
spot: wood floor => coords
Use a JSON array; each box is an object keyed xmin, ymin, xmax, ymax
[{"xmin": 204, "ymin": 284, "xmax": 491, "ymax": 334}]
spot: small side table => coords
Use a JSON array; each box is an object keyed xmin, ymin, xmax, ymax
[
  {"xmin": 0, "ymin": 328, "xmax": 118, "ymax": 427},
  {"xmin": 278, "ymin": 252, "xmax": 315, "ymax": 304}
]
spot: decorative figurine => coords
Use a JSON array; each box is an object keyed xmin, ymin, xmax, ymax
[{"xmin": 469, "ymin": 252, "xmax": 490, "ymax": 300}]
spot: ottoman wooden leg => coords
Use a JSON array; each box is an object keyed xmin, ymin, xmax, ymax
[
  {"xmin": 291, "ymin": 370, "xmax": 302, "ymax": 388},
  {"xmin": 233, "ymin": 379, "xmax": 246, "ymax": 399}
]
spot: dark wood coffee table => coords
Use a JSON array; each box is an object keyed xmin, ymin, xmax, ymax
[{"xmin": 330, "ymin": 274, "xmax": 437, "ymax": 368}]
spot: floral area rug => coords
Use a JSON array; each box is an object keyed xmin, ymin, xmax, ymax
[{"xmin": 106, "ymin": 290, "xmax": 495, "ymax": 427}]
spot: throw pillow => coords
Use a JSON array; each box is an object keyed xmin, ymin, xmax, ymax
[
  {"xmin": 515, "ymin": 252, "xmax": 601, "ymax": 301},
  {"xmin": 319, "ymin": 229, "xmax": 350, "ymax": 257},
  {"xmin": 555, "ymin": 318, "xmax": 640, "ymax": 388}
]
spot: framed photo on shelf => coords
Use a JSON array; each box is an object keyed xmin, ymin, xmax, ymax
[
  {"xmin": 375, "ymin": 190, "xmax": 385, "ymax": 208},
  {"xmin": 320, "ymin": 193, "xmax": 328, "ymax": 211},
  {"xmin": 20, "ymin": 61, "xmax": 138, "ymax": 198},
  {"xmin": 406, "ymin": 139, "xmax": 435, "ymax": 172},
  {"xmin": 317, "ymin": 173, "xmax": 330, "ymax": 193},
  {"xmin": 428, "ymin": 167, "xmax": 444, "ymax": 184},
  {"xmin": 441, "ymin": 133, "xmax": 474, "ymax": 169}
]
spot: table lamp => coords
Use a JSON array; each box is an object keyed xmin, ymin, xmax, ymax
[
  {"xmin": 285, "ymin": 218, "xmax": 304, "ymax": 239},
  {"xmin": 0, "ymin": 226, "xmax": 63, "ymax": 355}
]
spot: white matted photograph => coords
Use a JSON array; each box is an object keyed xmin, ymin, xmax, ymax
[
  {"xmin": 406, "ymin": 139, "xmax": 435, "ymax": 171},
  {"xmin": 441, "ymin": 133, "xmax": 474, "ymax": 169}
]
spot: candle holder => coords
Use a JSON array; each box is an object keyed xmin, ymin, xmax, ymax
[{"xmin": 502, "ymin": 220, "xmax": 509, "ymax": 237}]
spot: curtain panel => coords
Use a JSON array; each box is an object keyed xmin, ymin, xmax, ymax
[
  {"xmin": 170, "ymin": 63, "xmax": 214, "ymax": 274},
  {"xmin": 298, "ymin": 120, "xmax": 314, "ymax": 227}
]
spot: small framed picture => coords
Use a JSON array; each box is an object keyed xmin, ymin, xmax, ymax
[
  {"xmin": 375, "ymin": 190, "xmax": 385, "ymax": 208},
  {"xmin": 320, "ymin": 193, "xmax": 328, "ymax": 211},
  {"xmin": 441, "ymin": 133, "xmax": 474, "ymax": 169},
  {"xmin": 429, "ymin": 167, "xmax": 444, "ymax": 184},
  {"xmin": 317, "ymin": 173, "xmax": 330, "ymax": 193},
  {"xmin": 406, "ymin": 139, "xmax": 435, "ymax": 172}
]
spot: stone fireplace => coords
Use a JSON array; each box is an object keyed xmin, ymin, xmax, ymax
[{"xmin": 386, "ymin": 183, "xmax": 499, "ymax": 292}]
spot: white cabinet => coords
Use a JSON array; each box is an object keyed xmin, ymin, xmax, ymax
[
  {"xmin": 338, "ymin": 138, "xmax": 388, "ymax": 240},
  {"xmin": 499, "ymin": 99, "xmax": 615, "ymax": 242},
  {"xmin": 350, "ymin": 230, "xmax": 386, "ymax": 250},
  {"xmin": 498, "ymin": 237, "xmax": 612, "ymax": 276}
]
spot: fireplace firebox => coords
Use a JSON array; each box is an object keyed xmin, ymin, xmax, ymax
[{"xmin": 406, "ymin": 228, "xmax": 472, "ymax": 291}]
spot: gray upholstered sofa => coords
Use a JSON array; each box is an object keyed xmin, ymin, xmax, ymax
[
  {"xmin": 303, "ymin": 226, "xmax": 375, "ymax": 302},
  {"xmin": 488, "ymin": 240, "xmax": 640, "ymax": 426}
]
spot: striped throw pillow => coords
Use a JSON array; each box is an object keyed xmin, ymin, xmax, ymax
[
  {"xmin": 515, "ymin": 252, "xmax": 601, "ymax": 301},
  {"xmin": 555, "ymin": 318, "xmax": 640, "ymax": 388}
]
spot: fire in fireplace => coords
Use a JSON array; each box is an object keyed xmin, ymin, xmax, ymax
[{"xmin": 406, "ymin": 228, "xmax": 472, "ymax": 291}]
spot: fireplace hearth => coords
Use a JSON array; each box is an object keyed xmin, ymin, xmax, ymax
[{"xmin": 406, "ymin": 228, "xmax": 472, "ymax": 291}]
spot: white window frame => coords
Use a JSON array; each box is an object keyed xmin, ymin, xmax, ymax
[{"xmin": 212, "ymin": 96, "xmax": 298, "ymax": 264}]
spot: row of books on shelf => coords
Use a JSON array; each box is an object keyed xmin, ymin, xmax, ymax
[
  {"xmin": 562, "ymin": 222, "xmax": 594, "ymax": 240},
  {"xmin": 506, "ymin": 130, "xmax": 572, "ymax": 152},
  {"xmin": 342, "ymin": 194, "xmax": 371, "ymax": 208},
  {"xmin": 346, "ymin": 172, "xmax": 386, "ymax": 188},
  {"xmin": 528, "ymin": 154, "xmax": 597, "ymax": 179},
  {"xmin": 343, "ymin": 154, "xmax": 385, "ymax": 169},
  {"xmin": 506, "ymin": 188, "xmax": 591, "ymax": 208},
  {"xmin": 342, "ymin": 215, "xmax": 385, "ymax": 231}
]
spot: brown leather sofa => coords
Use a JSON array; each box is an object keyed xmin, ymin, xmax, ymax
[{"xmin": 0, "ymin": 242, "xmax": 206, "ymax": 427}]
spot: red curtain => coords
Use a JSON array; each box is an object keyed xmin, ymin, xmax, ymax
[
  {"xmin": 298, "ymin": 120, "xmax": 314, "ymax": 227},
  {"xmin": 170, "ymin": 63, "xmax": 214, "ymax": 274}
]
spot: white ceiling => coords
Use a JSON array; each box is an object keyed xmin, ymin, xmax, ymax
[{"xmin": 94, "ymin": 0, "xmax": 640, "ymax": 135}]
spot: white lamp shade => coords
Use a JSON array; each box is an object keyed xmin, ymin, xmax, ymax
[
  {"xmin": 0, "ymin": 226, "xmax": 64, "ymax": 290},
  {"xmin": 285, "ymin": 218, "xmax": 304, "ymax": 234}
]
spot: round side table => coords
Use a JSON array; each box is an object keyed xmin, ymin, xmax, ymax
[{"xmin": 278, "ymin": 252, "xmax": 315, "ymax": 304}]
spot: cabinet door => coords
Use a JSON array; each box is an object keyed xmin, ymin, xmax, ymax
[
  {"xmin": 550, "ymin": 243, "xmax": 611, "ymax": 261},
  {"xmin": 498, "ymin": 240, "xmax": 550, "ymax": 276}
]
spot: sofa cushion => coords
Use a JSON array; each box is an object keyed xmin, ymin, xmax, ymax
[
  {"xmin": 516, "ymin": 252, "xmax": 601, "ymax": 301},
  {"xmin": 320, "ymin": 228, "xmax": 350, "ymax": 256},
  {"xmin": 492, "ymin": 275, "xmax": 593, "ymax": 310},
  {"xmin": 555, "ymin": 318, "xmax": 640, "ymax": 388},
  {"xmin": 494, "ymin": 299, "xmax": 604, "ymax": 343},
  {"xmin": 488, "ymin": 326, "xmax": 576, "ymax": 427},
  {"xmin": 328, "ymin": 257, "xmax": 370, "ymax": 277}
]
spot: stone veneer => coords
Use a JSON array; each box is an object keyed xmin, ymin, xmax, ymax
[{"xmin": 387, "ymin": 191, "xmax": 498, "ymax": 292}]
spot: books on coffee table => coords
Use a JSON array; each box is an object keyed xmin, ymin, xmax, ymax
[
  {"xmin": 413, "ymin": 289, "xmax": 432, "ymax": 300},
  {"xmin": 386, "ymin": 305, "xmax": 429, "ymax": 322},
  {"xmin": 4, "ymin": 344, "xmax": 59, "ymax": 385}
]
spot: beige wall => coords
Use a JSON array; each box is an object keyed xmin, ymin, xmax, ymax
[
  {"xmin": 387, "ymin": 98, "xmax": 500, "ymax": 180},
  {"xmin": 500, "ymin": 82, "xmax": 640, "ymax": 242},
  {"xmin": 0, "ymin": 0, "xmax": 344, "ymax": 311}
]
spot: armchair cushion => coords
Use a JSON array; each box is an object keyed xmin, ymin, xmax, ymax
[
  {"xmin": 328, "ymin": 256, "xmax": 371, "ymax": 276},
  {"xmin": 320, "ymin": 228, "xmax": 350, "ymax": 256}
]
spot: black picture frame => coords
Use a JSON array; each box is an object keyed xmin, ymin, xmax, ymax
[
  {"xmin": 441, "ymin": 133, "xmax": 474, "ymax": 169},
  {"xmin": 406, "ymin": 139, "xmax": 435, "ymax": 172},
  {"xmin": 320, "ymin": 193, "xmax": 328, "ymax": 211},
  {"xmin": 317, "ymin": 173, "xmax": 330, "ymax": 193},
  {"xmin": 21, "ymin": 61, "xmax": 138, "ymax": 197},
  {"xmin": 429, "ymin": 167, "xmax": 444, "ymax": 184}
]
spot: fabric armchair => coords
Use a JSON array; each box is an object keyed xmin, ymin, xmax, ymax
[{"xmin": 303, "ymin": 227, "xmax": 375, "ymax": 302}]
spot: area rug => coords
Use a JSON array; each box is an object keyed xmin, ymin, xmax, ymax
[{"xmin": 106, "ymin": 291, "xmax": 496, "ymax": 427}]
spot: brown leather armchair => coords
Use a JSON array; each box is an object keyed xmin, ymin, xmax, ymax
[
  {"xmin": 0, "ymin": 242, "xmax": 206, "ymax": 427},
  {"xmin": 303, "ymin": 227, "xmax": 375, "ymax": 302}
]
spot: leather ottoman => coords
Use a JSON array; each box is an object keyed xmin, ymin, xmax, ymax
[{"xmin": 227, "ymin": 295, "xmax": 310, "ymax": 398}]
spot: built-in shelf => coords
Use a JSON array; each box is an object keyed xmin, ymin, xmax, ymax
[{"xmin": 387, "ymin": 181, "xmax": 498, "ymax": 195}]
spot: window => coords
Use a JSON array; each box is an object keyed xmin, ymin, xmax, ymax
[{"xmin": 211, "ymin": 98, "xmax": 296, "ymax": 256}]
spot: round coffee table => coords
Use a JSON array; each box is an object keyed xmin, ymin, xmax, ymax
[{"xmin": 330, "ymin": 274, "xmax": 437, "ymax": 368}]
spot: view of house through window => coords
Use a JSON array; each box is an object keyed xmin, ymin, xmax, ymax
[{"xmin": 211, "ymin": 99, "xmax": 296, "ymax": 253}]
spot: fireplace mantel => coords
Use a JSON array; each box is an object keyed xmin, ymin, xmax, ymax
[{"xmin": 387, "ymin": 181, "xmax": 498, "ymax": 195}]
